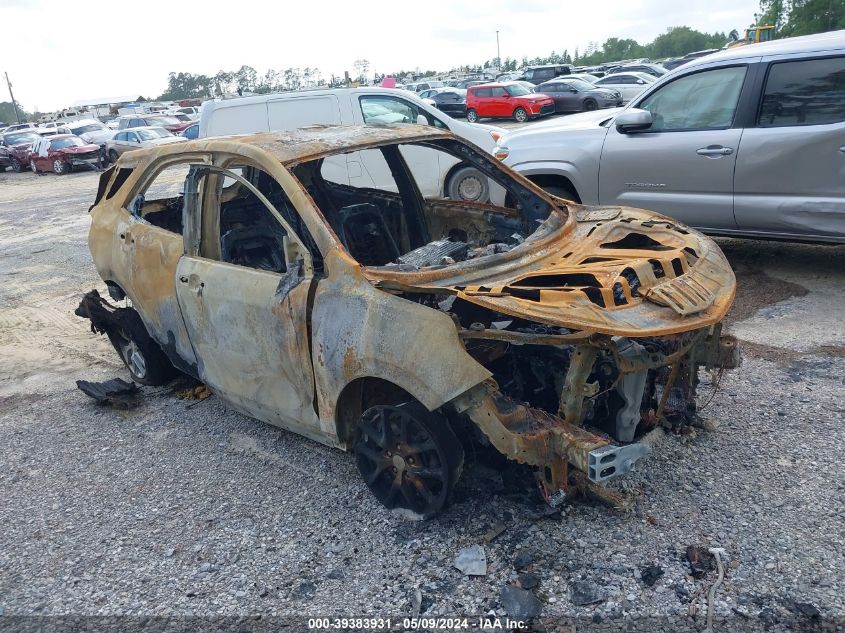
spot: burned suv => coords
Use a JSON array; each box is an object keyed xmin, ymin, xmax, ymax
[{"xmin": 79, "ymin": 125, "xmax": 738, "ymax": 519}]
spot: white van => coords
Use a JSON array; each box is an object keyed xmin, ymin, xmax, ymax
[{"xmin": 198, "ymin": 88, "xmax": 505, "ymax": 202}]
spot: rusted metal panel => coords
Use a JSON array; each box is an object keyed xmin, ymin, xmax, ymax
[
  {"xmin": 310, "ymin": 251, "xmax": 492, "ymax": 441},
  {"xmin": 366, "ymin": 205, "xmax": 736, "ymax": 337}
]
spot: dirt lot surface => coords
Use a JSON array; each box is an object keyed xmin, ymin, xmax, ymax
[{"xmin": 1, "ymin": 168, "xmax": 843, "ymax": 632}]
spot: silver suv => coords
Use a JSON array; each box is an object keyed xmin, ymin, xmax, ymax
[{"xmin": 496, "ymin": 30, "xmax": 845, "ymax": 243}]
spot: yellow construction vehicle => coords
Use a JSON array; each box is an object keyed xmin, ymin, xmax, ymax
[{"xmin": 726, "ymin": 24, "xmax": 776, "ymax": 48}]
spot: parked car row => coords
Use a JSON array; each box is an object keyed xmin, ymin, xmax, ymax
[{"xmin": 1, "ymin": 115, "xmax": 198, "ymax": 175}]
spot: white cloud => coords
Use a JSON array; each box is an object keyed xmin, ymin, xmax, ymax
[{"xmin": 1, "ymin": 0, "xmax": 758, "ymax": 112}]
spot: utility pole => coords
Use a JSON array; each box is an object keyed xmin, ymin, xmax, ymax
[
  {"xmin": 5, "ymin": 72, "xmax": 21, "ymax": 123},
  {"xmin": 496, "ymin": 31, "xmax": 501, "ymax": 68}
]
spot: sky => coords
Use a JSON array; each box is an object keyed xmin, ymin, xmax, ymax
[{"xmin": 2, "ymin": 0, "xmax": 759, "ymax": 112}]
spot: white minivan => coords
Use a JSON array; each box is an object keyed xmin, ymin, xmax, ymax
[{"xmin": 198, "ymin": 88, "xmax": 505, "ymax": 202}]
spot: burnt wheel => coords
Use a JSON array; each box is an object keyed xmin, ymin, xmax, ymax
[
  {"xmin": 354, "ymin": 402, "xmax": 463, "ymax": 520},
  {"xmin": 105, "ymin": 308, "xmax": 176, "ymax": 386}
]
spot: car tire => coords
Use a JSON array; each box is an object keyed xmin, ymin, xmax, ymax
[
  {"xmin": 466, "ymin": 109, "xmax": 478, "ymax": 123},
  {"xmin": 11, "ymin": 157, "xmax": 24, "ymax": 173},
  {"xmin": 353, "ymin": 401, "xmax": 464, "ymax": 520},
  {"xmin": 540, "ymin": 184, "xmax": 581, "ymax": 203},
  {"xmin": 513, "ymin": 107, "xmax": 528, "ymax": 123},
  {"xmin": 108, "ymin": 149, "xmax": 119, "ymax": 163},
  {"xmin": 29, "ymin": 159, "xmax": 38, "ymax": 174},
  {"xmin": 583, "ymin": 99, "xmax": 598, "ymax": 111},
  {"xmin": 105, "ymin": 307, "xmax": 177, "ymax": 386},
  {"xmin": 53, "ymin": 159, "xmax": 67, "ymax": 174},
  {"xmin": 446, "ymin": 165, "xmax": 490, "ymax": 203}
]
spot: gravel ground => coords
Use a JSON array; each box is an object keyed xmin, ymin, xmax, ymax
[{"xmin": 0, "ymin": 168, "xmax": 843, "ymax": 632}]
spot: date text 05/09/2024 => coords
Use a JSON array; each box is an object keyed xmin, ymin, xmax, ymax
[{"xmin": 307, "ymin": 617, "xmax": 527, "ymax": 630}]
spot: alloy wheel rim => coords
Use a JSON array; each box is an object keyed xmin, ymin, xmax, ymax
[{"xmin": 354, "ymin": 405, "xmax": 450, "ymax": 518}]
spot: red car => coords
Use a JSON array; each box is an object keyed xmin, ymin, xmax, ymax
[
  {"xmin": 29, "ymin": 134, "xmax": 102, "ymax": 174},
  {"xmin": 466, "ymin": 82, "xmax": 555, "ymax": 123},
  {"xmin": 0, "ymin": 130, "xmax": 42, "ymax": 172}
]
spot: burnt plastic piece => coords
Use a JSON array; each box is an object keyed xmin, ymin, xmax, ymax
[
  {"xmin": 76, "ymin": 378, "xmax": 140, "ymax": 409},
  {"xmin": 397, "ymin": 239, "xmax": 468, "ymax": 268}
]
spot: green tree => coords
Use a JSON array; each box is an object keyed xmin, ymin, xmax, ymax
[
  {"xmin": 759, "ymin": 0, "xmax": 787, "ymax": 30},
  {"xmin": 779, "ymin": 0, "xmax": 845, "ymax": 36},
  {"xmin": 0, "ymin": 101, "xmax": 27, "ymax": 123},
  {"xmin": 159, "ymin": 72, "xmax": 213, "ymax": 100},
  {"xmin": 234, "ymin": 65, "xmax": 258, "ymax": 93}
]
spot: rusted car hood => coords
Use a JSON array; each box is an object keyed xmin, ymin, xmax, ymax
[{"xmin": 366, "ymin": 204, "xmax": 735, "ymax": 337}]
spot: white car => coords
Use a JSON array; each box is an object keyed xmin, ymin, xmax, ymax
[
  {"xmin": 592, "ymin": 72, "xmax": 656, "ymax": 103},
  {"xmin": 59, "ymin": 118, "xmax": 115, "ymax": 146},
  {"xmin": 105, "ymin": 127, "xmax": 187, "ymax": 161},
  {"xmin": 199, "ymin": 87, "xmax": 506, "ymax": 203}
]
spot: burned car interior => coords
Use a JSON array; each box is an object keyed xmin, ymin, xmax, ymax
[
  {"xmin": 80, "ymin": 126, "xmax": 739, "ymax": 519},
  {"xmin": 292, "ymin": 138, "xmax": 552, "ymax": 269}
]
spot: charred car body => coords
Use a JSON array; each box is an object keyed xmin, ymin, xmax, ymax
[{"xmin": 79, "ymin": 125, "xmax": 738, "ymax": 519}]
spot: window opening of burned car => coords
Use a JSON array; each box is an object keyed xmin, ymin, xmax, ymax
[
  {"xmin": 291, "ymin": 138, "xmax": 558, "ymax": 269},
  {"xmin": 199, "ymin": 164, "xmax": 323, "ymax": 274},
  {"xmin": 127, "ymin": 162, "xmax": 208, "ymax": 235}
]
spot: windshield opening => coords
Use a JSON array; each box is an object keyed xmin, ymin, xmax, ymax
[
  {"xmin": 147, "ymin": 116, "xmax": 179, "ymax": 126},
  {"xmin": 70, "ymin": 124, "xmax": 104, "ymax": 135},
  {"xmin": 4, "ymin": 132, "xmax": 40, "ymax": 145},
  {"xmin": 137, "ymin": 128, "xmax": 171, "ymax": 140},
  {"xmin": 565, "ymin": 79, "xmax": 595, "ymax": 91},
  {"xmin": 505, "ymin": 84, "xmax": 532, "ymax": 97},
  {"xmin": 51, "ymin": 137, "xmax": 86, "ymax": 149},
  {"xmin": 291, "ymin": 138, "xmax": 562, "ymax": 270}
]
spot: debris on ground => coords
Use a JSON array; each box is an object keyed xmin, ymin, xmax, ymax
[
  {"xmin": 525, "ymin": 505, "xmax": 561, "ymax": 521},
  {"xmin": 788, "ymin": 601, "xmax": 821, "ymax": 620},
  {"xmin": 517, "ymin": 573, "xmax": 540, "ymax": 590},
  {"xmin": 75, "ymin": 378, "xmax": 140, "ymax": 409},
  {"xmin": 569, "ymin": 579, "xmax": 604, "ymax": 606},
  {"xmin": 513, "ymin": 551, "xmax": 535, "ymax": 570},
  {"xmin": 686, "ymin": 545, "xmax": 716, "ymax": 579},
  {"xmin": 410, "ymin": 588, "xmax": 422, "ymax": 617},
  {"xmin": 640, "ymin": 564, "xmax": 665, "ymax": 587},
  {"xmin": 500, "ymin": 584, "xmax": 542, "ymax": 620},
  {"xmin": 453, "ymin": 544, "xmax": 487, "ymax": 576},
  {"xmin": 480, "ymin": 524, "xmax": 506, "ymax": 543},
  {"xmin": 176, "ymin": 384, "xmax": 212, "ymax": 401}
]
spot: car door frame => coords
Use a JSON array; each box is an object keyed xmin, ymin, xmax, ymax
[
  {"xmin": 732, "ymin": 50, "xmax": 845, "ymax": 241},
  {"xmin": 105, "ymin": 152, "xmax": 216, "ymax": 375},
  {"xmin": 490, "ymin": 86, "xmax": 509, "ymax": 117},
  {"xmin": 174, "ymin": 157, "xmax": 324, "ymax": 437}
]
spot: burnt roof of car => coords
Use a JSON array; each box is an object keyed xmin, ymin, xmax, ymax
[{"xmin": 183, "ymin": 124, "xmax": 455, "ymax": 164}]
